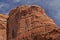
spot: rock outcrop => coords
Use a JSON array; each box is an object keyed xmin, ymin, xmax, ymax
[
  {"xmin": 0, "ymin": 14, "xmax": 8, "ymax": 40},
  {"xmin": 7, "ymin": 5, "xmax": 60, "ymax": 40}
]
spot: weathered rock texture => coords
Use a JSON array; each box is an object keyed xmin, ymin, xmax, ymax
[
  {"xmin": 7, "ymin": 5, "xmax": 60, "ymax": 40},
  {"xmin": 0, "ymin": 14, "xmax": 8, "ymax": 40}
]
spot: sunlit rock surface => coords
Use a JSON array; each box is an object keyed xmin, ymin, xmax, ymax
[{"xmin": 0, "ymin": 14, "xmax": 8, "ymax": 40}]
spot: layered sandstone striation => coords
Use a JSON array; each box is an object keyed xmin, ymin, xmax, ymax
[
  {"xmin": 0, "ymin": 14, "xmax": 8, "ymax": 40},
  {"xmin": 7, "ymin": 5, "xmax": 60, "ymax": 40}
]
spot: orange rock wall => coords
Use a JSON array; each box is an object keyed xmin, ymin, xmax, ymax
[
  {"xmin": 0, "ymin": 5, "xmax": 60, "ymax": 40},
  {"xmin": 7, "ymin": 5, "xmax": 60, "ymax": 40},
  {"xmin": 0, "ymin": 14, "xmax": 8, "ymax": 40}
]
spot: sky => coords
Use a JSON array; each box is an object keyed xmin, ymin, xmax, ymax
[{"xmin": 0, "ymin": 0, "xmax": 60, "ymax": 26}]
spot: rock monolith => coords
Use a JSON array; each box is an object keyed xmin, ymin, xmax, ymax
[{"xmin": 8, "ymin": 5, "xmax": 60, "ymax": 40}]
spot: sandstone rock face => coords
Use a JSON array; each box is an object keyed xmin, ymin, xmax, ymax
[
  {"xmin": 8, "ymin": 5, "xmax": 60, "ymax": 40},
  {"xmin": 0, "ymin": 14, "xmax": 8, "ymax": 40}
]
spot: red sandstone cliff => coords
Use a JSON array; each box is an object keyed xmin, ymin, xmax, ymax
[
  {"xmin": 0, "ymin": 14, "xmax": 8, "ymax": 40},
  {"xmin": 7, "ymin": 5, "xmax": 60, "ymax": 40},
  {"xmin": 0, "ymin": 5, "xmax": 59, "ymax": 40}
]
